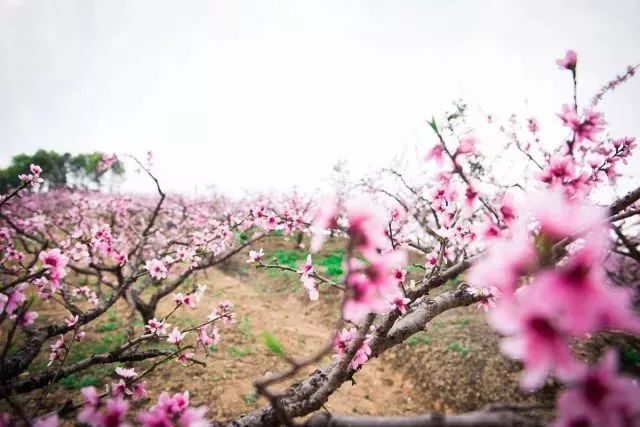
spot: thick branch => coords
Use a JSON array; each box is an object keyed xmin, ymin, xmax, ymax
[
  {"xmin": 7, "ymin": 349, "xmax": 172, "ymax": 394},
  {"xmin": 304, "ymin": 409, "xmax": 542, "ymax": 427},
  {"xmin": 610, "ymin": 186, "xmax": 640, "ymax": 216},
  {"xmin": 228, "ymin": 286, "xmax": 482, "ymax": 427}
]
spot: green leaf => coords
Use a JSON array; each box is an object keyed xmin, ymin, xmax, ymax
[
  {"xmin": 428, "ymin": 116, "xmax": 438, "ymax": 132},
  {"xmin": 261, "ymin": 331, "xmax": 284, "ymax": 357}
]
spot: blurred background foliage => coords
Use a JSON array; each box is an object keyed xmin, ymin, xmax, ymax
[{"xmin": 0, "ymin": 150, "xmax": 124, "ymax": 192}]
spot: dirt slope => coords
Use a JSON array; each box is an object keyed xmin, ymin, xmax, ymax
[{"xmin": 142, "ymin": 268, "xmax": 423, "ymax": 421}]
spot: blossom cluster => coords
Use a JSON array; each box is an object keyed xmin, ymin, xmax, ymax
[
  {"xmin": 468, "ymin": 189, "xmax": 640, "ymax": 425},
  {"xmin": 310, "ymin": 200, "xmax": 408, "ymax": 323},
  {"xmin": 18, "ymin": 163, "xmax": 44, "ymax": 187}
]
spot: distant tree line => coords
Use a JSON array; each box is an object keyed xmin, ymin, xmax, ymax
[{"xmin": 0, "ymin": 150, "xmax": 125, "ymax": 192}]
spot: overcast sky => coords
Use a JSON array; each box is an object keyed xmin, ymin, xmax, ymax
[{"xmin": 1, "ymin": 0, "xmax": 639, "ymax": 196}]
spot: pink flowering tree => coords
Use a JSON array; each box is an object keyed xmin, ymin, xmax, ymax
[
  {"xmin": 1, "ymin": 51, "xmax": 640, "ymax": 427},
  {"xmin": 0, "ymin": 156, "xmax": 310, "ymax": 421}
]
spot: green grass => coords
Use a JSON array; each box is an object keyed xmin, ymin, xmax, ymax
[
  {"xmin": 261, "ymin": 331, "xmax": 284, "ymax": 356},
  {"xmin": 433, "ymin": 320, "xmax": 446, "ymax": 329},
  {"xmin": 96, "ymin": 320, "xmax": 119, "ymax": 332},
  {"xmin": 228, "ymin": 346, "xmax": 255, "ymax": 358},
  {"xmin": 447, "ymin": 341, "xmax": 471, "ymax": 357},
  {"xmin": 68, "ymin": 331, "xmax": 128, "ymax": 361},
  {"xmin": 406, "ymin": 332, "xmax": 431, "ymax": 347},
  {"xmin": 58, "ymin": 373, "xmax": 102, "ymax": 389},
  {"xmin": 107, "ymin": 308, "xmax": 118, "ymax": 321},
  {"xmin": 452, "ymin": 318, "xmax": 470, "ymax": 328},
  {"xmin": 406, "ymin": 265, "xmax": 425, "ymax": 274},
  {"xmin": 261, "ymin": 248, "xmax": 346, "ymax": 284},
  {"xmin": 243, "ymin": 392, "xmax": 258, "ymax": 405},
  {"xmin": 238, "ymin": 315, "xmax": 253, "ymax": 337},
  {"xmin": 271, "ymin": 249, "xmax": 306, "ymax": 269},
  {"xmin": 317, "ymin": 249, "xmax": 345, "ymax": 280}
]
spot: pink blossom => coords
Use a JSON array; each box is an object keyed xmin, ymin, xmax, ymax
[
  {"xmin": 553, "ymin": 350, "xmax": 640, "ymax": 427},
  {"xmin": 333, "ymin": 328, "xmax": 356, "ymax": 355},
  {"xmin": 499, "ymin": 193, "xmax": 516, "ymax": 225},
  {"xmin": 535, "ymin": 244, "xmax": 640, "ymax": 336},
  {"xmin": 463, "ymin": 186, "xmax": 478, "ymax": 214},
  {"xmin": 349, "ymin": 340, "xmax": 372, "ymax": 370},
  {"xmin": 216, "ymin": 300, "xmax": 230, "ymax": 311},
  {"xmin": 177, "ymin": 352, "xmax": 195, "ymax": 365},
  {"xmin": 474, "ymin": 287, "xmax": 498, "ymax": 312},
  {"xmin": 299, "ymin": 254, "xmax": 313, "ymax": 278},
  {"xmin": 167, "ymin": 327, "xmax": 186, "ymax": 345},
  {"xmin": 425, "ymin": 144, "xmax": 444, "ymax": 166},
  {"xmin": 527, "ymin": 117, "xmax": 539, "ymax": 133},
  {"xmin": 20, "ymin": 310, "xmax": 38, "ymax": 326},
  {"xmin": 137, "ymin": 409, "xmax": 171, "ymax": 427},
  {"xmin": 111, "ymin": 379, "xmax": 132, "ymax": 397},
  {"xmin": 156, "ymin": 391, "xmax": 190, "ymax": 414},
  {"xmin": 456, "ymin": 136, "xmax": 477, "ymax": 155},
  {"xmin": 345, "ymin": 201, "xmax": 388, "ymax": 257},
  {"xmin": 216, "ymin": 300, "xmax": 234, "ymax": 321},
  {"xmin": 467, "ymin": 229, "xmax": 535, "ymax": 296},
  {"xmin": 30, "ymin": 164, "xmax": 43, "ymax": 176},
  {"xmin": 556, "ymin": 50, "xmax": 577, "ymax": 70},
  {"xmin": 75, "ymin": 330, "xmax": 86, "ymax": 342},
  {"xmin": 576, "ymin": 109, "xmax": 606, "ymax": 143},
  {"xmin": 146, "ymin": 318, "xmax": 170, "ymax": 335},
  {"xmin": 137, "ymin": 410, "xmax": 172, "ymax": 427},
  {"xmin": 77, "ymin": 387, "xmax": 100, "ymax": 426},
  {"xmin": 47, "ymin": 335, "xmax": 65, "ymax": 366},
  {"xmin": 114, "ymin": 253, "xmax": 128, "ymax": 266},
  {"xmin": 301, "ymin": 275, "xmax": 319, "ymax": 301},
  {"xmin": 65, "ymin": 314, "xmax": 79, "ymax": 327},
  {"xmin": 343, "ymin": 250, "xmax": 406, "ymax": 322},
  {"xmin": 246, "ymin": 248, "xmax": 264, "ymax": 263},
  {"xmin": 390, "ymin": 207, "xmax": 403, "ymax": 223},
  {"xmin": 138, "ymin": 391, "xmax": 208, "ymax": 427},
  {"xmin": 197, "ymin": 327, "xmax": 218, "ymax": 346},
  {"xmin": 39, "ymin": 249, "xmax": 69, "ymax": 285},
  {"xmin": 100, "ymin": 397, "xmax": 129, "ymax": 426},
  {"xmin": 18, "ymin": 164, "xmax": 44, "ymax": 187},
  {"xmin": 310, "ymin": 198, "xmax": 338, "ymax": 252},
  {"xmin": 96, "ymin": 153, "xmax": 119, "ymax": 173},
  {"xmin": 145, "ymin": 258, "xmax": 168, "ymax": 280},
  {"xmin": 81, "ymin": 385, "xmax": 100, "ymax": 406},
  {"xmin": 425, "ymin": 251, "xmax": 438, "ymax": 268},
  {"xmin": 489, "ymin": 287, "xmax": 583, "ymax": 390},
  {"xmin": 115, "ymin": 367, "xmax": 137, "ymax": 378},
  {"xmin": 539, "ymin": 154, "xmax": 576, "ymax": 186},
  {"xmin": 33, "ymin": 415, "xmax": 57, "ymax": 427},
  {"xmin": 557, "ymin": 104, "xmax": 606, "ymax": 144},
  {"xmin": 392, "ymin": 267, "xmax": 406, "ymax": 284},
  {"xmin": 390, "ymin": 295, "xmax": 410, "ymax": 314},
  {"xmin": 133, "ymin": 381, "xmax": 148, "ymax": 400},
  {"xmin": 173, "ymin": 292, "xmax": 197, "ymax": 309},
  {"xmin": 332, "ymin": 327, "xmax": 372, "ymax": 369},
  {"xmin": 264, "ymin": 214, "xmax": 279, "ymax": 230},
  {"xmin": 179, "ymin": 406, "xmax": 210, "ymax": 427},
  {"xmin": 527, "ymin": 189, "xmax": 604, "ymax": 240}
]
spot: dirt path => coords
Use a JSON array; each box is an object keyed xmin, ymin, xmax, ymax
[{"xmin": 144, "ymin": 268, "xmax": 424, "ymax": 421}]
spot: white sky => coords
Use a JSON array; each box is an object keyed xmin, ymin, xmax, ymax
[{"xmin": 1, "ymin": 0, "xmax": 639, "ymax": 196}]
